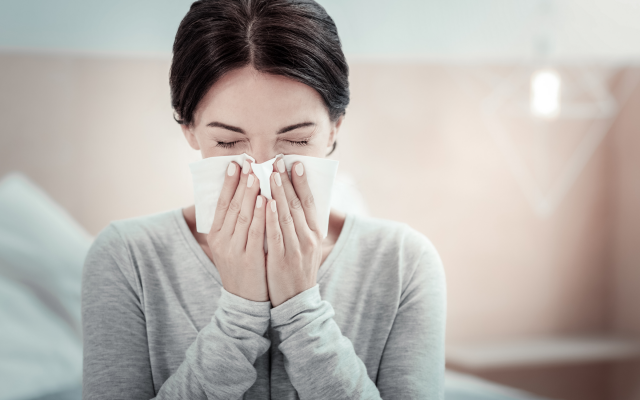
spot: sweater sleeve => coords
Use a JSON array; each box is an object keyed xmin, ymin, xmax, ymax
[
  {"xmin": 270, "ymin": 284, "xmax": 381, "ymax": 399},
  {"xmin": 375, "ymin": 240, "xmax": 447, "ymax": 399},
  {"xmin": 269, "ymin": 236, "xmax": 447, "ymax": 400},
  {"xmin": 81, "ymin": 223, "xmax": 271, "ymax": 400}
]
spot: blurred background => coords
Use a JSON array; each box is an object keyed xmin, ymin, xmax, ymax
[{"xmin": 1, "ymin": 1, "xmax": 640, "ymax": 399}]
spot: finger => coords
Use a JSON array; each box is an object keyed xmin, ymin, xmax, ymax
[
  {"xmin": 211, "ymin": 161, "xmax": 241, "ymax": 233},
  {"xmin": 270, "ymin": 170, "xmax": 299, "ymax": 252},
  {"xmin": 274, "ymin": 157, "xmax": 313, "ymax": 235},
  {"xmin": 231, "ymin": 171, "xmax": 260, "ymax": 252},
  {"xmin": 220, "ymin": 159, "xmax": 251, "ymax": 237},
  {"xmin": 266, "ymin": 199, "xmax": 284, "ymax": 257},
  {"xmin": 246, "ymin": 195, "xmax": 266, "ymax": 254},
  {"xmin": 289, "ymin": 161, "xmax": 320, "ymax": 233}
]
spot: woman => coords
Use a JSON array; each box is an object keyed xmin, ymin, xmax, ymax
[{"xmin": 81, "ymin": 0, "xmax": 446, "ymax": 399}]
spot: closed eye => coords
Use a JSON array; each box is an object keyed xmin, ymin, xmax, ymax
[
  {"xmin": 216, "ymin": 138, "xmax": 310, "ymax": 148},
  {"xmin": 216, "ymin": 141, "xmax": 240, "ymax": 148}
]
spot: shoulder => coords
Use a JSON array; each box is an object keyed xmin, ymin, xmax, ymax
[
  {"xmin": 83, "ymin": 209, "xmax": 179, "ymax": 285},
  {"xmin": 346, "ymin": 214, "xmax": 445, "ymax": 294},
  {"xmin": 88, "ymin": 209, "xmax": 180, "ymax": 258},
  {"xmin": 349, "ymin": 214, "xmax": 440, "ymax": 264},
  {"xmin": 107, "ymin": 209, "xmax": 180, "ymax": 245}
]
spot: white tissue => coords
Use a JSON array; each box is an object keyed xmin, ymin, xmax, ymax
[{"xmin": 189, "ymin": 153, "xmax": 339, "ymax": 241}]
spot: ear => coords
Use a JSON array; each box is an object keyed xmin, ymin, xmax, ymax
[
  {"xmin": 327, "ymin": 115, "xmax": 344, "ymax": 150},
  {"xmin": 181, "ymin": 123, "xmax": 201, "ymax": 151}
]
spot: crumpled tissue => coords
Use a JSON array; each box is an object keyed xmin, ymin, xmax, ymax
[{"xmin": 189, "ymin": 153, "xmax": 339, "ymax": 243}]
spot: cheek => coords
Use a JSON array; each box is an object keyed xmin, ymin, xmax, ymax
[
  {"xmin": 200, "ymin": 147, "xmax": 232, "ymax": 158},
  {"xmin": 277, "ymin": 137, "xmax": 328, "ymax": 158},
  {"xmin": 197, "ymin": 137, "xmax": 248, "ymax": 158},
  {"xmin": 278, "ymin": 144, "xmax": 318, "ymax": 156}
]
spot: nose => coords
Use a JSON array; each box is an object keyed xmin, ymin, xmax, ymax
[{"xmin": 247, "ymin": 151, "xmax": 281, "ymax": 165}]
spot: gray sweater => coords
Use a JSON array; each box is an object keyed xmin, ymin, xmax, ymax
[{"xmin": 81, "ymin": 209, "xmax": 446, "ymax": 399}]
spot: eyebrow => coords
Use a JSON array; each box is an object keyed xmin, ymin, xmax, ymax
[
  {"xmin": 277, "ymin": 122, "xmax": 315, "ymax": 134},
  {"xmin": 206, "ymin": 121, "xmax": 315, "ymax": 135},
  {"xmin": 206, "ymin": 121, "xmax": 245, "ymax": 134}
]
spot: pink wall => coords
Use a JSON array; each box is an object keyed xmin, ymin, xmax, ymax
[
  {"xmin": 1, "ymin": 53, "xmax": 638, "ymax": 398},
  {"xmin": 610, "ymin": 74, "xmax": 640, "ymax": 400},
  {"xmin": 339, "ymin": 64, "xmax": 613, "ymax": 342}
]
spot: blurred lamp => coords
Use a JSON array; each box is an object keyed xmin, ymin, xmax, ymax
[{"xmin": 530, "ymin": 69, "xmax": 561, "ymax": 119}]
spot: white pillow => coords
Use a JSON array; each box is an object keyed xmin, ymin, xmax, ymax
[{"xmin": 0, "ymin": 172, "xmax": 93, "ymax": 400}]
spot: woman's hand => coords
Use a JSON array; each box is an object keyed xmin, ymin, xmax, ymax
[
  {"xmin": 207, "ymin": 160, "xmax": 269, "ymax": 302},
  {"xmin": 265, "ymin": 156, "xmax": 323, "ymax": 307}
]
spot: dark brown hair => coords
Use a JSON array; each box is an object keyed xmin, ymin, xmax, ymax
[{"xmin": 170, "ymin": 0, "xmax": 349, "ymax": 154}]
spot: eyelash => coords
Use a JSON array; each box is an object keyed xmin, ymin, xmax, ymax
[
  {"xmin": 216, "ymin": 141, "xmax": 240, "ymax": 149},
  {"xmin": 215, "ymin": 139, "xmax": 309, "ymax": 148}
]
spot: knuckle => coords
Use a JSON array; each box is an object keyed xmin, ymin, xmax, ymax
[
  {"xmin": 227, "ymin": 199, "xmax": 242, "ymax": 214},
  {"xmin": 290, "ymin": 250, "xmax": 302, "ymax": 263},
  {"xmin": 206, "ymin": 234, "xmax": 216, "ymax": 248},
  {"xmin": 237, "ymin": 213, "xmax": 251, "ymax": 226},
  {"xmin": 303, "ymin": 194, "xmax": 315, "ymax": 208},
  {"xmin": 300, "ymin": 234, "xmax": 316, "ymax": 248},
  {"xmin": 289, "ymin": 197, "xmax": 302, "ymax": 210},
  {"xmin": 280, "ymin": 213, "xmax": 294, "ymax": 226},
  {"xmin": 216, "ymin": 198, "xmax": 230, "ymax": 212},
  {"xmin": 208, "ymin": 235, "xmax": 223, "ymax": 252},
  {"xmin": 270, "ymin": 231, "xmax": 283, "ymax": 244},
  {"xmin": 249, "ymin": 227, "xmax": 263, "ymax": 239}
]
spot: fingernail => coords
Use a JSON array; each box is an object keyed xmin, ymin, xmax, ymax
[
  {"xmin": 247, "ymin": 174, "xmax": 255, "ymax": 187},
  {"xmin": 270, "ymin": 200, "xmax": 277, "ymax": 212},
  {"xmin": 295, "ymin": 163, "xmax": 304, "ymax": 176},
  {"xmin": 256, "ymin": 196, "xmax": 263, "ymax": 208},
  {"xmin": 274, "ymin": 172, "xmax": 282, "ymax": 187},
  {"xmin": 227, "ymin": 162, "xmax": 236, "ymax": 176},
  {"xmin": 242, "ymin": 160, "xmax": 250, "ymax": 174},
  {"xmin": 277, "ymin": 158, "xmax": 285, "ymax": 173}
]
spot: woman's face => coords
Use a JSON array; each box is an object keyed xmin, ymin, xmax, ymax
[{"xmin": 181, "ymin": 65, "xmax": 343, "ymax": 163}]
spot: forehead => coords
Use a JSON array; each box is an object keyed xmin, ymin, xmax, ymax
[{"xmin": 194, "ymin": 65, "xmax": 328, "ymax": 128}]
